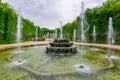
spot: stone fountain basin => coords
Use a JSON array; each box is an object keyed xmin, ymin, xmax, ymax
[{"xmin": 0, "ymin": 45, "xmax": 120, "ymax": 80}]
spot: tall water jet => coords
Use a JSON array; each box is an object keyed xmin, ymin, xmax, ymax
[
  {"xmin": 35, "ymin": 27, "xmax": 38, "ymax": 41},
  {"xmin": 105, "ymin": 17, "xmax": 118, "ymax": 60},
  {"xmin": 60, "ymin": 21, "xmax": 63, "ymax": 39},
  {"xmin": 16, "ymin": 11, "xmax": 22, "ymax": 54},
  {"xmin": 107, "ymin": 17, "xmax": 115, "ymax": 55},
  {"xmin": 55, "ymin": 30, "xmax": 57, "ymax": 39},
  {"xmin": 73, "ymin": 29, "xmax": 76, "ymax": 42},
  {"xmin": 91, "ymin": 25, "xmax": 99, "ymax": 51},
  {"xmin": 93, "ymin": 25, "xmax": 96, "ymax": 43},
  {"xmin": 80, "ymin": 1, "xmax": 89, "ymax": 43},
  {"xmin": 12, "ymin": 10, "xmax": 27, "ymax": 65}
]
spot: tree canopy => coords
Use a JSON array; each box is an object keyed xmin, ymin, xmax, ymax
[{"xmin": 62, "ymin": 0, "xmax": 120, "ymax": 44}]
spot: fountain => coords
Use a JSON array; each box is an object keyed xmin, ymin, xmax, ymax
[
  {"xmin": 46, "ymin": 21, "xmax": 77, "ymax": 55},
  {"xmin": 107, "ymin": 17, "xmax": 114, "ymax": 48},
  {"xmin": 35, "ymin": 27, "xmax": 38, "ymax": 41},
  {"xmin": 12, "ymin": 10, "xmax": 26, "ymax": 65},
  {"xmin": 1, "ymin": 1, "xmax": 120, "ymax": 80},
  {"xmin": 55, "ymin": 30, "xmax": 57, "ymax": 39},
  {"xmin": 46, "ymin": 39, "xmax": 77, "ymax": 55},
  {"xmin": 74, "ymin": 64, "xmax": 91, "ymax": 74},
  {"xmin": 90, "ymin": 25, "xmax": 99, "ymax": 51},
  {"xmin": 80, "ymin": 1, "xmax": 89, "ymax": 43},
  {"xmin": 73, "ymin": 1, "xmax": 91, "ymax": 72},
  {"xmin": 73, "ymin": 29, "xmax": 76, "ymax": 42},
  {"xmin": 106, "ymin": 17, "xmax": 118, "ymax": 59},
  {"xmin": 15, "ymin": 11, "xmax": 23, "ymax": 54},
  {"xmin": 79, "ymin": 1, "xmax": 89, "ymax": 55},
  {"xmin": 93, "ymin": 25, "xmax": 96, "ymax": 43}
]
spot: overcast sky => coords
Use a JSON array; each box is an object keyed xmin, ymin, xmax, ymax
[{"xmin": 2, "ymin": 0, "xmax": 106, "ymax": 29}]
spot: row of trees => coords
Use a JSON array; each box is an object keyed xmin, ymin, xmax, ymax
[
  {"xmin": 0, "ymin": 1, "xmax": 53, "ymax": 44},
  {"xmin": 86, "ymin": 0, "xmax": 120, "ymax": 44},
  {"xmin": 61, "ymin": 0, "xmax": 120, "ymax": 44},
  {"xmin": 0, "ymin": 2, "xmax": 17, "ymax": 43}
]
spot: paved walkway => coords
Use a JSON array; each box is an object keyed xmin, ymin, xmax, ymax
[{"xmin": 0, "ymin": 41, "xmax": 120, "ymax": 51}]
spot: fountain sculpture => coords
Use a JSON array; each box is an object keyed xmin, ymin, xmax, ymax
[
  {"xmin": 46, "ymin": 21, "xmax": 77, "ymax": 55},
  {"xmin": 46, "ymin": 39, "xmax": 77, "ymax": 55}
]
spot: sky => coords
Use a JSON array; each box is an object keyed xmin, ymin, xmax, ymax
[{"xmin": 2, "ymin": 0, "xmax": 106, "ymax": 29}]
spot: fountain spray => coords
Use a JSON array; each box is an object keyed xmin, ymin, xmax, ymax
[
  {"xmin": 93, "ymin": 25, "xmax": 96, "ymax": 43},
  {"xmin": 80, "ymin": 1, "xmax": 89, "ymax": 43},
  {"xmin": 16, "ymin": 10, "xmax": 22, "ymax": 54},
  {"xmin": 107, "ymin": 17, "xmax": 115, "ymax": 55},
  {"xmin": 35, "ymin": 27, "xmax": 38, "ymax": 41},
  {"xmin": 73, "ymin": 29, "xmax": 76, "ymax": 42}
]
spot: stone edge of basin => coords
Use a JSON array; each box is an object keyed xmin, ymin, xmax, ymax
[
  {"xmin": 74, "ymin": 42, "xmax": 120, "ymax": 51},
  {"xmin": 0, "ymin": 41, "xmax": 120, "ymax": 51},
  {"xmin": 0, "ymin": 41, "xmax": 50, "ymax": 51}
]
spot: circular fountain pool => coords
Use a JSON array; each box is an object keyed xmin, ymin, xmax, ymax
[{"xmin": 0, "ymin": 45, "xmax": 120, "ymax": 80}]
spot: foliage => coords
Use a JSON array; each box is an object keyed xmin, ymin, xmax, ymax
[
  {"xmin": 22, "ymin": 18, "xmax": 36, "ymax": 41},
  {"xmin": 0, "ymin": 2, "xmax": 46, "ymax": 44},
  {"xmin": 0, "ymin": 2, "xmax": 17, "ymax": 43},
  {"xmin": 86, "ymin": 0, "xmax": 120, "ymax": 44},
  {"xmin": 62, "ymin": 0, "xmax": 120, "ymax": 44},
  {"xmin": 62, "ymin": 17, "xmax": 79, "ymax": 40},
  {"xmin": 42, "ymin": 28, "xmax": 55, "ymax": 37}
]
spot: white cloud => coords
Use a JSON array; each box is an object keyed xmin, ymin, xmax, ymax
[{"xmin": 2, "ymin": 0, "xmax": 106, "ymax": 29}]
